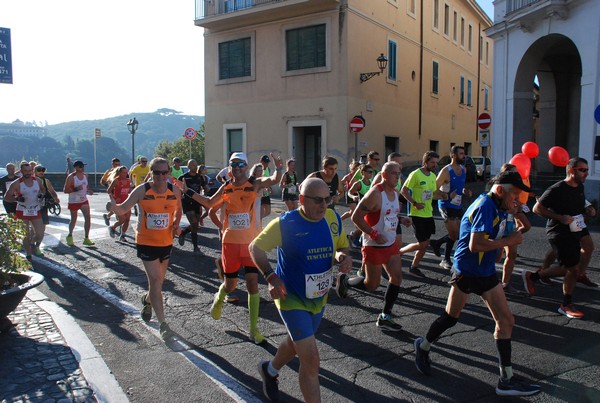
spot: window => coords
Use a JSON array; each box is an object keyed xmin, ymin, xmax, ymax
[
  {"xmin": 485, "ymin": 41, "xmax": 489, "ymax": 65},
  {"xmin": 453, "ymin": 11, "xmax": 457, "ymax": 41},
  {"xmin": 432, "ymin": 61, "xmax": 439, "ymax": 94},
  {"xmin": 467, "ymin": 79, "xmax": 472, "ymax": 106},
  {"xmin": 227, "ymin": 128, "xmax": 244, "ymax": 157},
  {"xmin": 286, "ymin": 24, "xmax": 326, "ymax": 71},
  {"xmin": 443, "ymin": 4, "xmax": 450, "ymax": 36},
  {"xmin": 459, "ymin": 76, "xmax": 465, "ymax": 104},
  {"xmin": 460, "ymin": 17, "xmax": 465, "ymax": 47},
  {"xmin": 468, "ymin": 24, "xmax": 473, "ymax": 52},
  {"xmin": 429, "ymin": 140, "xmax": 439, "ymax": 153},
  {"xmin": 433, "ymin": 0, "xmax": 439, "ymax": 30},
  {"xmin": 464, "ymin": 142, "xmax": 472, "ymax": 155},
  {"xmin": 408, "ymin": 0, "xmax": 416, "ymax": 15},
  {"xmin": 484, "ymin": 86, "xmax": 489, "ymax": 110},
  {"xmin": 388, "ymin": 40, "xmax": 397, "ymax": 81},
  {"xmin": 219, "ymin": 37, "xmax": 251, "ymax": 80},
  {"xmin": 480, "ymin": 36, "xmax": 483, "ymax": 61}
]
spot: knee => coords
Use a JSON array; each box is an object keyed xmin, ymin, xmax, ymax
[
  {"xmin": 363, "ymin": 279, "xmax": 380, "ymax": 292},
  {"xmin": 496, "ymin": 313, "xmax": 515, "ymax": 333}
]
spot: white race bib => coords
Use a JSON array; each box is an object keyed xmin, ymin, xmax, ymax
[
  {"xmin": 422, "ymin": 190, "xmax": 432, "ymax": 201},
  {"xmin": 146, "ymin": 213, "xmax": 170, "ymax": 230},
  {"xmin": 450, "ymin": 194, "xmax": 462, "ymax": 206},
  {"xmin": 495, "ymin": 219, "xmax": 506, "ymax": 239},
  {"xmin": 305, "ymin": 268, "xmax": 333, "ymax": 299},
  {"xmin": 288, "ymin": 185, "xmax": 297, "ymax": 194},
  {"xmin": 23, "ymin": 205, "xmax": 39, "ymax": 217},
  {"xmin": 384, "ymin": 215, "xmax": 398, "ymax": 233},
  {"xmin": 569, "ymin": 214, "xmax": 586, "ymax": 232},
  {"xmin": 228, "ymin": 212, "xmax": 250, "ymax": 230}
]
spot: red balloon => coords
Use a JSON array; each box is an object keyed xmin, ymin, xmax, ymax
[
  {"xmin": 548, "ymin": 146, "xmax": 570, "ymax": 167},
  {"xmin": 509, "ymin": 153, "xmax": 531, "ymax": 179},
  {"xmin": 521, "ymin": 142, "xmax": 539, "ymax": 158}
]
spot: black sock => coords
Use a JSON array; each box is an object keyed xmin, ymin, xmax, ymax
[
  {"xmin": 444, "ymin": 240, "xmax": 455, "ymax": 261},
  {"xmin": 181, "ymin": 227, "xmax": 190, "ymax": 236},
  {"xmin": 425, "ymin": 312, "xmax": 458, "ymax": 343},
  {"xmin": 496, "ymin": 338, "xmax": 512, "ymax": 368},
  {"xmin": 563, "ymin": 294, "xmax": 572, "ymax": 306},
  {"xmin": 383, "ymin": 283, "xmax": 400, "ymax": 315},
  {"xmin": 347, "ymin": 276, "xmax": 367, "ymax": 290},
  {"xmin": 191, "ymin": 232, "xmax": 198, "ymax": 247}
]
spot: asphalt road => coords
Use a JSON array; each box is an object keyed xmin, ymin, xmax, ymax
[{"xmin": 31, "ymin": 191, "xmax": 600, "ymax": 402}]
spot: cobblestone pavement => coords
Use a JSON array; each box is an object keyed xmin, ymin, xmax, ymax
[{"xmin": 0, "ymin": 296, "xmax": 97, "ymax": 403}]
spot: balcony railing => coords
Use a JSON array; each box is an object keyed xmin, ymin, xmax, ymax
[
  {"xmin": 507, "ymin": 0, "xmax": 542, "ymax": 14},
  {"xmin": 196, "ymin": 0, "xmax": 291, "ymax": 19}
]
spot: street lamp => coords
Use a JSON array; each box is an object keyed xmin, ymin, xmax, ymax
[
  {"xmin": 359, "ymin": 53, "xmax": 388, "ymax": 83},
  {"xmin": 127, "ymin": 117, "xmax": 139, "ymax": 165}
]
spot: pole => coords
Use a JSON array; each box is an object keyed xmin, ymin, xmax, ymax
[
  {"xmin": 354, "ymin": 130, "xmax": 358, "ymax": 161},
  {"xmin": 132, "ymin": 132, "xmax": 135, "ymax": 165},
  {"xmin": 93, "ymin": 135, "xmax": 97, "ymax": 187},
  {"xmin": 189, "ymin": 139, "xmax": 192, "ymax": 160}
]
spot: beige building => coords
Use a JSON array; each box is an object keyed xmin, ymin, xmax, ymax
[{"xmin": 195, "ymin": 0, "xmax": 493, "ymax": 178}]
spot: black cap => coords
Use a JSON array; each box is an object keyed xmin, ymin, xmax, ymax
[
  {"xmin": 261, "ymin": 155, "xmax": 270, "ymax": 163},
  {"xmin": 35, "ymin": 165, "xmax": 46, "ymax": 172},
  {"xmin": 492, "ymin": 171, "xmax": 531, "ymax": 192},
  {"xmin": 173, "ymin": 157, "xmax": 181, "ymax": 163},
  {"xmin": 73, "ymin": 160, "xmax": 86, "ymax": 168}
]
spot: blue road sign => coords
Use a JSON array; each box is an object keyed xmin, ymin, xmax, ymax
[
  {"xmin": 595, "ymin": 104, "xmax": 600, "ymax": 125},
  {"xmin": 0, "ymin": 27, "xmax": 13, "ymax": 84}
]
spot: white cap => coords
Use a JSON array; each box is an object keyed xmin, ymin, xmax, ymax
[{"xmin": 229, "ymin": 152, "xmax": 248, "ymax": 163}]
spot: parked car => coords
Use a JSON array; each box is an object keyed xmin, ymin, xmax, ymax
[{"xmin": 470, "ymin": 156, "xmax": 491, "ymax": 180}]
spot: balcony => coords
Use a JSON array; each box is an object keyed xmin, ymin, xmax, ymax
[
  {"xmin": 507, "ymin": 0, "xmax": 541, "ymax": 14},
  {"xmin": 195, "ymin": 0, "xmax": 340, "ymax": 30}
]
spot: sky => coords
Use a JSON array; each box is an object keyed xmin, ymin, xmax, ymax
[{"xmin": 0, "ymin": 0, "xmax": 494, "ymax": 125}]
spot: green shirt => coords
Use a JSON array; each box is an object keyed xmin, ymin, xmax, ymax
[{"xmin": 404, "ymin": 168, "xmax": 437, "ymax": 218}]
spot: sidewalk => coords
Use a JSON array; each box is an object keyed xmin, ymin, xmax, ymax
[{"xmin": 0, "ymin": 288, "xmax": 127, "ymax": 403}]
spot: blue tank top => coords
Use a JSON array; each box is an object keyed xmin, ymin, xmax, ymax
[{"xmin": 438, "ymin": 165, "xmax": 466, "ymax": 210}]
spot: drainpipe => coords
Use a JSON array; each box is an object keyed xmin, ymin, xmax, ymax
[
  {"xmin": 477, "ymin": 23, "xmax": 482, "ymax": 151},
  {"xmin": 418, "ymin": 0, "xmax": 424, "ymax": 138}
]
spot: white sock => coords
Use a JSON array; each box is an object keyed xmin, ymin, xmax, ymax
[{"xmin": 267, "ymin": 361, "xmax": 279, "ymax": 377}]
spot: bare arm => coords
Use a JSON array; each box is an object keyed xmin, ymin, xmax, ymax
[
  {"xmin": 63, "ymin": 174, "xmax": 74, "ymax": 193},
  {"xmin": 400, "ymin": 185, "xmax": 424, "ymax": 210},
  {"xmin": 351, "ymin": 189, "xmax": 387, "ymax": 244},
  {"xmin": 44, "ymin": 179, "xmax": 60, "ymax": 202},
  {"xmin": 469, "ymin": 231, "xmax": 522, "ymax": 253},
  {"xmin": 533, "ymin": 201, "xmax": 573, "ymax": 225},
  {"xmin": 5, "ymin": 180, "xmax": 19, "ymax": 203},
  {"xmin": 110, "ymin": 184, "xmax": 146, "ymax": 215},
  {"xmin": 249, "ymin": 240, "xmax": 287, "ymax": 300},
  {"xmin": 255, "ymin": 153, "xmax": 284, "ymax": 188}
]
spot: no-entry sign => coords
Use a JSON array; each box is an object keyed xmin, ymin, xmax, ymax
[
  {"xmin": 350, "ymin": 116, "xmax": 366, "ymax": 133},
  {"xmin": 478, "ymin": 113, "xmax": 491, "ymax": 129}
]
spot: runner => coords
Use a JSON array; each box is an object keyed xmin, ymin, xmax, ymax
[
  {"xmin": 34, "ymin": 165, "xmax": 60, "ymax": 237},
  {"xmin": 249, "ymin": 178, "xmax": 351, "ymax": 402},
  {"xmin": 5, "ymin": 162, "xmax": 46, "ymax": 260},
  {"xmin": 63, "ymin": 160, "xmax": 95, "ymax": 246},
  {"xmin": 400, "ymin": 151, "xmax": 446, "ymax": 277},
  {"xmin": 170, "ymin": 157, "xmax": 184, "ymax": 182},
  {"xmin": 130, "ymin": 156, "xmax": 149, "ymax": 188},
  {"xmin": 429, "ymin": 146, "xmax": 472, "ymax": 270},
  {"xmin": 110, "ymin": 157, "xmax": 182, "ymax": 341},
  {"xmin": 0, "ymin": 163, "xmax": 19, "ymax": 215},
  {"xmin": 340, "ymin": 160, "xmax": 361, "ymax": 220},
  {"xmin": 304, "ymin": 156, "xmax": 344, "ymax": 211},
  {"xmin": 178, "ymin": 159, "xmax": 209, "ymax": 253},
  {"xmin": 352, "ymin": 151, "xmax": 381, "ymax": 183},
  {"xmin": 101, "ymin": 158, "xmax": 121, "ymax": 226},
  {"xmin": 413, "ymin": 171, "xmax": 541, "ymax": 397},
  {"xmin": 524, "ymin": 157, "xmax": 591, "ymax": 318},
  {"xmin": 280, "ymin": 158, "xmax": 299, "ymax": 212},
  {"xmin": 184, "ymin": 152, "xmax": 283, "ymax": 343},
  {"xmin": 106, "ymin": 166, "xmax": 133, "ymax": 242},
  {"xmin": 336, "ymin": 162, "xmax": 406, "ymax": 331},
  {"xmin": 259, "ymin": 155, "xmax": 273, "ymax": 220}
]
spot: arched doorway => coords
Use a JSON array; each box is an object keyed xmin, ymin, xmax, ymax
[{"xmin": 513, "ymin": 34, "xmax": 582, "ymax": 174}]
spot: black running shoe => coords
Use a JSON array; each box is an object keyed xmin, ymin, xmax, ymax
[
  {"xmin": 430, "ymin": 239, "xmax": 441, "ymax": 257},
  {"xmin": 496, "ymin": 375, "xmax": 541, "ymax": 396},
  {"xmin": 376, "ymin": 314, "xmax": 402, "ymax": 331},
  {"xmin": 141, "ymin": 293, "xmax": 152, "ymax": 322},
  {"xmin": 414, "ymin": 337, "xmax": 431, "ymax": 375},
  {"xmin": 409, "ymin": 266, "xmax": 426, "ymax": 278},
  {"xmin": 257, "ymin": 360, "xmax": 279, "ymax": 402},
  {"xmin": 335, "ymin": 273, "xmax": 348, "ymax": 298}
]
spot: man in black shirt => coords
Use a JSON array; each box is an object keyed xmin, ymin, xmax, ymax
[
  {"xmin": 0, "ymin": 163, "xmax": 19, "ymax": 214},
  {"xmin": 524, "ymin": 157, "xmax": 590, "ymax": 318},
  {"xmin": 178, "ymin": 159, "xmax": 208, "ymax": 253}
]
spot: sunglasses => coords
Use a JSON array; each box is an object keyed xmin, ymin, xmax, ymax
[
  {"xmin": 303, "ymin": 195, "xmax": 333, "ymax": 205},
  {"xmin": 574, "ymin": 168, "xmax": 589, "ymax": 173},
  {"xmin": 141, "ymin": 160, "xmax": 148, "ymax": 163},
  {"xmin": 152, "ymin": 170, "xmax": 170, "ymax": 175},
  {"xmin": 230, "ymin": 161, "xmax": 247, "ymax": 168},
  {"xmin": 35, "ymin": 168, "xmax": 46, "ymax": 172}
]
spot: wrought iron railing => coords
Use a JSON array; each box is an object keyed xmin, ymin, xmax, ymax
[
  {"xmin": 507, "ymin": 0, "xmax": 542, "ymax": 14},
  {"xmin": 196, "ymin": 0, "xmax": 291, "ymax": 19}
]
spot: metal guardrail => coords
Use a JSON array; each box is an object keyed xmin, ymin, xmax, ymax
[
  {"xmin": 196, "ymin": 0, "xmax": 290, "ymax": 19},
  {"xmin": 507, "ymin": 0, "xmax": 542, "ymax": 14}
]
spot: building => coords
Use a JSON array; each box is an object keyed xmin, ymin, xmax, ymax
[
  {"xmin": 0, "ymin": 120, "xmax": 47, "ymax": 138},
  {"xmin": 195, "ymin": 0, "xmax": 493, "ymax": 178},
  {"xmin": 487, "ymin": 0, "xmax": 599, "ymax": 196}
]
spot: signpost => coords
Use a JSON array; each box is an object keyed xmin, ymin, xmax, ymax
[
  {"xmin": 350, "ymin": 116, "xmax": 366, "ymax": 160},
  {"xmin": 184, "ymin": 128, "xmax": 197, "ymax": 159},
  {"xmin": 477, "ymin": 113, "xmax": 491, "ymax": 180},
  {"xmin": 478, "ymin": 112, "xmax": 491, "ymax": 129},
  {"xmin": 0, "ymin": 27, "xmax": 13, "ymax": 84}
]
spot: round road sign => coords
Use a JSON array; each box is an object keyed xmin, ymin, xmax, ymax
[
  {"xmin": 184, "ymin": 127, "xmax": 197, "ymax": 140},
  {"xmin": 478, "ymin": 113, "xmax": 491, "ymax": 129},
  {"xmin": 350, "ymin": 116, "xmax": 366, "ymax": 133}
]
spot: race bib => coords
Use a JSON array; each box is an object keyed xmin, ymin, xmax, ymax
[
  {"xmin": 78, "ymin": 195, "xmax": 86, "ymax": 202},
  {"xmin": 146, "ymin": 213, "xmax": 170, "ymax": 230},
  {"xmin": 450, "ymin": 194, "xmax": 462, "ymax": 206},
  {"xmin": 305, "ymin": 268, "xmax": 333, "ymax": 299},
  {"xmin": 422, "ymin": 190, "xmax": 432, "ymax": 201},
  {"xmin": 228, "ymin": 212, "xmax": 250, "ymax": 230},
  {"xmin": 521, "ymin": 204, "xmax": 530, "ymax": 213},
  {"xmin": 569, "ymin": 214, "xmax": 586, "ymax": 232},
  {"xmin": 23, "ymin": 205, "xmax": 39, "ymax": 217},
  {"xmin": 495, "ymin": 219, "xmax": 506, "ymax": 240},
  {"xmin": 384, "ymin": 215, "xmax": 398, "ymax": 233},
  {"xmin": 288, "ymin": 185, "xmax": 297, "ymax": 194}
]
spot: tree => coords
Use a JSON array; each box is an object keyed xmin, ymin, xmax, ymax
[{"xmin": 153, "ymin": 123, "xmax": 205, "ymax": 164}]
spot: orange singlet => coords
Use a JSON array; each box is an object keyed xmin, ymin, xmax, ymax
[
  {"xmin": 136, "ymin": 183, "xmax": 179, "ymax": 247},
  {"xmin": 221, "ymin": 179, "xmax": 261, "ymax": 245}
]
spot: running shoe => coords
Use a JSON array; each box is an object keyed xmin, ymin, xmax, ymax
[
  {"xmin": 558, "ymin": 304, "xmax": 584, "ymax": 319},
  {"xmin": 178, "ymin": 233, "xmax": 186, "ymax": 246},
  {"xmin": 503, "ymin": 284, "xmax": 526, "ymax": 297},
  {"xmin": 119, "ymin": 234, "xmax": 127, "ymax": 242},
  {"xmin": 537, "ymin": 268, "xmax": 553, "ymax": 285},
  {"xmin": 414, "ymin": 337, "xmax": 431, "ymax": 375},
  {"xmin": 159, "ymin": 322, "xmax": 174, "ymax": 341},
  {"xmin": 34, "ymin": 247, "xmax": 44, "ymax": 257},
  {"xmin": 335, "ymin": 273, "xmax": 348, "ymax": 299},
  {"xmin": 577, "ymin": 274, "xmax": 598, "ymax": 288},
  {"xmin": 249, "ymin": 329, "xmax": 266, "ymax": 345},
  {"xmin": 257, "ymin": 361, "xmax": 279, "ymax": 402},
  {"xmin": 141, "ymin": 293, "xmax": 152, "ymax": 322},
  {"xmin": 376, "ymin": 313, "xmax": 402, "ymax": 331},
  {"xmin": 496, "ymin": 375, "xmax": 541, "ymax": 396},
  {"xmin": 109, "ymin": 227, "xmax": 116, "ymax": 238},
  {"xmin": 103, "ymin": 213, "xmax": 110, "ymax": 226},
  {"xmin": 210, "ymin": 292, "xmax": 224, "ymax": 320},
  {"xmin": 430, "ymin": 239, "xmax": 442, "ymax": 257},
  {"xmin": 409, "ymin": 266, "xmax": 426, "ymax": 278},
  {"xmin": 521, "ymin": 270, "xmax": 535, "ymax": 296},
  {"xmin": 83, "ymin": 238, "xmax": 95, "ymax": 246},
  {"xmin": 439, "ymin": 259, "xmax": 452, "ymax": 270},
  {"xmin": 193, "ymin": 246, "xmax": 203, "ymax": 255},
  {"xmin": 225, "ymin": 293, "xmax": 239, "ymax": 303},
  {"xmin": 66, "ymin": 234, "xmax": 74, "ymax": 246}
]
